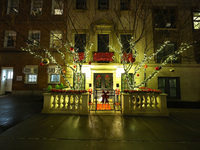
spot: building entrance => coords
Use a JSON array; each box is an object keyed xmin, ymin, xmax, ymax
[
  {"xmin": 90, "ymin": 73, "xmax": 121, "ymax": 112},
  {"xmin": 0, "ymin": 68, "xmax": 13, "ymax": 95}
]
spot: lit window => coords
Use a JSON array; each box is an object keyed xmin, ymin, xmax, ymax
[
  {"xmin": 98, "ymin": 0, "xmax": 109, "ymax": 10},
  {"xmin": 7, "ymin": 0, "xmax": 19, "ymax": 14},
  {"xmin": 23, "ymin": 66, "xmax": 38, "ymax": 84},
  {"xmin": 51, "ymin": 74, "xmax": 60, "ymax": 82},
  {"xmin": 76, "ymin": 0, "xmax": 87, "ymax": 10},
  {"xmin": 52, "ymin": 0, "xmax": 64, "ymax": 15},
  {"xmin": 7, "ymin": 70, "xmax": 13, "ymax": 79},
  {"xmin": 120, "ymin": 0, "xmax": 130, "ymax": 10},
  {"xmin": 4, "ymin": 31, "xmax": 16, "ymax": 48},
  {"xmin": 47, "ymin": 66, "xmax": 60, "ymax": 84},
  {"xmin": 50, "ymin": 30, "xmax": 62, "ymax": 48},
  {"xmin": 28, "ymin": 75, "xmax": 37, "ymax": 83},
  {"xmin": 31, "ymin": 0, "xmax": 43, "ymax": 15},
  {"xmin": 193, "ymin": 12, "xmax": 200, "ymax": 29},
  {"xmin": 28, "ymin": 30, "xmax": 41, "ymax": 47}
]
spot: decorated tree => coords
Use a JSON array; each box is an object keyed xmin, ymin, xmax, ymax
[
  {"xmin": 22, "ymin": 37, "xmax": 93, "ymax": 90},
  {"xmin": 109, "ymin": 0, "xmax": 195, "ymax": 90}
]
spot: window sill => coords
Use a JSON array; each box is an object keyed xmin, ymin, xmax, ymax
[
  {"xmin": 25, "ymin": 82, "xmax": 37, "ymax": 84},
  {"xmin": 74, "ymin": 9, "xmax": 88, "ymax": 12},
  {"xmin": 154, "ymin": 28, "xmax": 177, "ymax": 31}
]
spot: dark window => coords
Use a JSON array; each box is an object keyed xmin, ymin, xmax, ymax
[
  {"xmin": 75, "ymin": 34, "xmax": 86, "ymax": 52},
  {"xmin": 98, "ymin": 34, "xmax": 109, "ymax": 52},
  {"xmin": 158, "ymin": 77, "xmax": 180, "ymax": 100},
  {"xmin": 98, "ymin": 0, "xmax": 109, "ymax": 10},
  {"xmin": 120, "ymin": 0, "xmax": 130, "ymax": 10},
  {"xmin": 121, "ymin": 73, "xmax": 133, "ymax": 91},
  {"xmin": 154, "ymin": 7, "xmax": 176, "ymax": 28},
  {"xmin": 121, "ymin": 34, "xmax": 131, "ymax": 53},
  {"xmin": 193, "ymin": 42, "xmax": 200, "ymax": 63},
  {"xmin": 76, "ymin": 0, "xmax": 87, "ymax": 10},
  {"xmin": 73, "ymin": 73, "xmax": 85, "ymax": 90},
  {"xmin": 157, "ymin": 43, "xmax": 177, "ymax": 63}
]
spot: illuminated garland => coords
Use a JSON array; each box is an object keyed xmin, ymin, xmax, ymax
[
  {"xmin": 110, "ymin": 36, "xmax": 192, "ymax": 90},
  {"xmin": 21, "ymin": 41, "xmax": 93, "ymax": 90}
]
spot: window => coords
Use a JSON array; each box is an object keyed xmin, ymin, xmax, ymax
[
  {"xmin": 158, "ymin": 77, "xmax": 180, "ymax": 100},
  {"xmin": 121, "ymin": 34, "xmax": 131, "ymax": 53},
  {"xmin": 193, "ymin": 12, "xmax": 200, "ymax": 29},
  {"xmin": 50, "ymin": 30, "xmax": 62, "ymax": 48},
  {"xmin": 154, "ymin": 7, "xmax": 176, "ymax": 28},
  {"xmin": 157, "ymin": 43, "xmax": 176, "ymax": 63},
  {"xmin": 98, "ymin": 34, "xmax": 109, "ymax": 52},
  {"xmin": 120, "ymin": 0, "xmax": 130, "ymax": 10},
  {"xmin": 75, "ymin": 34, "xmax": 86, "ymax": 52},
  {"xmin": 76, "ymin": 0, "xmax": 87, "ymax": 10},
  {"xmin": 98, "ymin": 0, "xmax": 109, "ymax": 10},
  {"xmin": 4, "ymin": 31, "xmax": 16, "ymax": 48},
  {"xmin": 7, "ymin": 70, "xmax": 13, "ymax": 79},
  {"xmin": 28, "ymin": 30, "xmax": 40, "ymax": 47},
  {"xmin": 31, "ymin": 0, "xmax": 43, "ymax": 15},
  {"xmin": 73, "ymin": 73, "xmax": 85, "ymax": 90},
  {"xmin": 7, "ymin": 0, "xmax": 19, "ymax": 14},
  {"xmin": 47, "ymin": 66, "xmax": 60, "ymax": 84},
  {"xmin": 28, "ymin": 75, "xmax": 37, "ymax": 83},
  {"xmin": 121, "ymin": 73, "xmax": 133, "ymax": 91},
  {"xmin": 50, "ymin": 74, "xmax": 60, "ymax": 83},
  {"xmin": 23, "ymin": 66, "xmax": 38, "ymax": 84},
  {"xmin": 52, "ymin": 0, "xmax": 64, "ymax": 15}
]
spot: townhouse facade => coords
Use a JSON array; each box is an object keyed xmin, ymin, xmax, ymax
[{"xmin": 0, "ymin": 0, "xmax": 200, "ymax": 103}]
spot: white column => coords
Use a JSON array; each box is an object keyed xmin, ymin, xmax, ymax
[
  {"xmin": 122, "ymin": 93, "xmax": 131, "ymax": 115},
  {"xmin": 42, "ymin": 93, "xmax": 52, "ymax": 113},
  {"xmin": 158, "ymin": 93, "xmax": 169, "ymax": 116},
  {"xmin": 80, "ymin": 93, "xmax": 89, "ymax": 115}
]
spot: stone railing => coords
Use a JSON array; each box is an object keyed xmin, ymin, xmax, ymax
[
  {"xmin": 121, "ymin": 93, "xmax": 169, "ymax": 116},
  {"xmin": 42, "ymin": 93, "xmax": 89, "ymax": 115}
]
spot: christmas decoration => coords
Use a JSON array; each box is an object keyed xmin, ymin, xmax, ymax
[
  {"xmin": 137, "ymin": 74, "xmax": 139, "ymax": 76},
  {"xmin": 101, "ymin": 90, "xmax": 109, "ymax": 103},
  {"xmin": 73, "ymin": 65, "xmax": 76, "ymax": 68},
  {"xmin": 96, "ymin": 75, "xmax": 101, "ymax": 88},
  {"xmin": 88, "ymin": 61, "xmax": 91, "ymax": 65},
  {"xmin": 78, "ymin": 52, "xmax": 84, "ymax": 61},
  {"xmin": 105, "ymin": 75, "xmax": 111, "ymax": 88},
  {"xmin": 41, "ymin": 58, "xmax": 49, "ymax": 65},
  {"xmin": 62, "ymin": 70, "xmax": 66, "ymax": 74},
  {"xmin": 144, "ymin": 64, "xmax": 148, "ymax": 68},
  {"xmin": 39, "ymin": 63, "xmax": 44, "ymax": 66},
  {"xmin": 130, "ymin": 57, "xmax": 135, "ymax": 63},
  {"xmin": 70, "ymin": 47, "xmax": 74, "ymax": 51},
  {"xmin": 155, "ymin": 66, "xmax": 160, "ymax": 70},
  {"xmin": 93, "ymin": 52, "xmax": 114, "ymax": 61}
]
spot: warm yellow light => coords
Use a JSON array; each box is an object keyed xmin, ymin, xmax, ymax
[
  {"xmin": 82, "ymin": 67, "xmax": 91, "ymax": 79},
  {"xmin": 116, "ymin": 68, "xmax": 124, "ymax": 77}
]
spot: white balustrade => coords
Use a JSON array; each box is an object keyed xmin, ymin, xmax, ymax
[
  {"xmin": 121, "ymin": 93, "xmax": 169, "ymax": 116},
  {"xmin": 42, "ymin": 93, "xmax": 89, "ymax": 115}
]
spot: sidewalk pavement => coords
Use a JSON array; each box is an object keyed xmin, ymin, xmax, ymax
[{"xmin": 0, "ymin": 95, "xmax": 200, "ymax": 150}]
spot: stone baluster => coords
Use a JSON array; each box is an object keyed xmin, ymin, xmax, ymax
[
  {"xmin": 67, "ymin": 94, "xmax": 71, "ymax": 110},
  {"xmin": 62, "ymin": 94, "xmax": 66, "ymax": 110}
]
